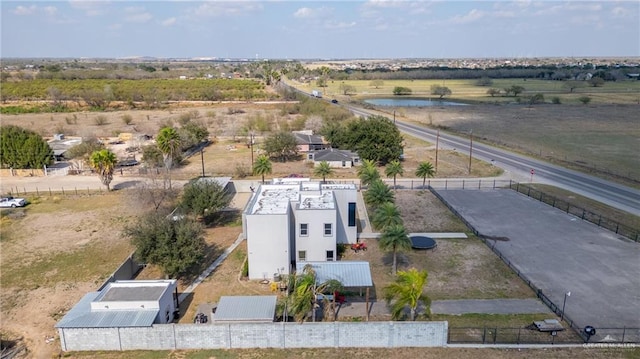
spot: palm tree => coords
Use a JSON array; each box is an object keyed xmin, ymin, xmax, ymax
[
  {"xmin": 415, "ymin": 161, "xmax": 435, "ymax": 188},
  {"xmin": 383, "ymin": 268, "xmax": 430, "ymax": 321},
  {"xmin": 89, "ymin": 149, "xmax": 117, "ymax": 191},
  {"xmin": 314, "ymin": 161, "xmax": 333, "ymax": 183},
  {"xmin": 357, "ymin": 159, "xmax": 380, "ymax": 187},
  {"xmin": 363, "ymin": 179, "xmax": 394, "ymax": 210},
  {"xmin": 371, "ymin": 202, "xmax": 403, "ymax": 231},
  {"xmin": 253, "ymin": 154, "xmax": 272, "ymax": 184},
  {"xmin": 288, "ymin": 265, "xmax": 343, "ymax": 322},
  {"xmin": 156, "ymin": 127, "xmax": 181, "ymax": 189},
  {"xmin": 385, "ymin": 160, "xmax": 404, "ymax": 190},
  {"xmin": 378, "ymin": 224, "xmax": 411, "ymax": 276}
]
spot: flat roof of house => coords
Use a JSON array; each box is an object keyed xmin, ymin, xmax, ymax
[
  {"xmin": 299, "ymin": 191, "xmax": 335, "ymax": 210},
  {"xmin": 296, "ymin": 261, "xmax": 373, "ymax": 287},
  {"xmin": 251, "ymin": 180, "xmax": 351, "ymax": 214},
  {"xmin": 95, "ymin": 280, "xmax": 175, "ymax": 302},
  {"xmin": 56, "ymin": 293, "xmax": 158, "ymax": 328},
  {"xmin": 213, "ymin": 296, "xmax": 277, "ymax": 322},
  {"xmin": 98, "ymin": 286, "xmax": 167, "ymax": 302}
]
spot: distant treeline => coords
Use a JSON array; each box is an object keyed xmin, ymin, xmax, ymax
[
  {"xmin": 329, "ymin": 66, "xmax": 637, "ymax": 82},
  {"xmin": 0, "ymin": 78, "xmax": 268, "ymax": 105}
]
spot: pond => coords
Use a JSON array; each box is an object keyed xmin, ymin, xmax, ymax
[{"xmin": 364, "ymin": 98, "xmax": 468, "ymax": 107}]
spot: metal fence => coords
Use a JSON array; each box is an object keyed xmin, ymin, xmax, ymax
[
  {"xmin": 509, "ymin": 182, "xmax": 639, "ymax": 242},
  {"xmin": 5, "ymin": 186, "xmax": 106, "ymax": 197},
  {"xmin": 380, "ymin": 178, "xmax": 512, "ymax": 191},
  {"xmin": 448, "ymin": 326, "xmax": 581, "ymax": 345}
]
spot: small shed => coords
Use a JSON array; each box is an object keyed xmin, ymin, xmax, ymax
[{"xmin": 212, "ymin": 296, "xmax": 277, "ymax": 323}]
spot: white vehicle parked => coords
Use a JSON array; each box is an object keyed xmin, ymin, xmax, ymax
[{"xmin": 0, "ymin": 197, "xmax": 26, "ymax": 208}]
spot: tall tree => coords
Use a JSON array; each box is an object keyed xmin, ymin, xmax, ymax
[
  {"xmin": 313, "ymin": 161, "xmax": 333, "ymax": 183},
  {"xmin": 385, "ymin": 160, "xmax": 404, "ymax": 190},
  {"xmin": 383, "ymin": 268, "xmax": 430, "ymax": 321},
  {"xmin": 253, "ymin": 154, "xmax": 272, "ymax": 184},
  {"xmin": 357, "ymin": 159, "xmax": 380, "ymax": 187},
  {"xmin": 263, "ymin": 131, "xmax": 298, "ymax": 162},
  {"xmin": 0, "ymin": 125, "xmax": 53, "ymax": 169},
  {"xmin": 415, "ymin": 161, "xmax": 435, "ymax": 188},
  {"xmin": 126, "ymin": 213, "xmax": 206, "ymax": 279},
  {"xmin": 180, "ymin": 179, "xmax": 232, "ymax": 219},
  {"xmin": 346, "ymin": 116, "xmax": 403, "ymax": 164},
  {"xmin": 156, "ymin": 127, "xmax": 181, "ymax": 189},
  {"xmin": 430, "ymin": 85, "xmax": 452, "ymax": 99},
  {"xmin": 89, "ymin": 149, "xmax": 118, "ymax": 191},
  {"xmin": 363, "ymin": 179, "xmax": 394, "ymax": 210},
  {"xmin": 371, "ymin": 202, "xmax": 403, "ymax": 231},
  {"xmin": 379, "ymin": 224, "xmax": 411, "ymax": 276}
]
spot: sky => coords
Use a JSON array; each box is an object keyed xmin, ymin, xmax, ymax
[{"xmin": 1, "ymin": 0, "xmax": 639, "ymax": 59}]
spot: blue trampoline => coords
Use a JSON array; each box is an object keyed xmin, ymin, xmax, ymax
[{"xmin": 410, "ymin": 236, "xmax": 437, "ymax": 250}]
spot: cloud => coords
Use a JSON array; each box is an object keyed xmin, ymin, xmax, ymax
[
  {"xmin": 293, "ymin": 6, "xmax": 332, "ymax": 19},
  {"xmin": 43, "ymin": 6, "xmax": 58, "ymax": 16},
  {"xmin": 13, "ymin": 5, "xmax": 37, "ymax": 15},
  {"xmin": 324, "ymin": 20, "xmax": 357, "ymax": 30},
  {"xmin": 188, "ymin": 2, "xmax": 263, "ymax": 17},
  {"xmin": 363, "ymin": 0, "xmax": 405, "ymax": 9},
  {"xmin": 68, "ymin": 0, "xmax": 109, "ymax": 16},
  {"xmin": 125, "ymin": 12, "xmax": 153, "ymax": 23},
  {"xmin": 161, "ymin": 17, "xmax": 177, "ymax": 26},
  {"xmin": 450, "ymin": 9, "xmax": 486, "ymax": 24}
]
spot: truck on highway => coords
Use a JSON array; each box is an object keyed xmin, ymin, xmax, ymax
[{"xmin": 311, "ymin": 90, "xmax": 323, "ymax": 98}]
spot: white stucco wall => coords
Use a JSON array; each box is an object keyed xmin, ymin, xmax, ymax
[
  {"xmin": 294, "ymin": 208, "xmax": 336, "ymax": 262},
  {"xmin": 329, "ymin": 188, "xmax": 358, "ymax": 244},
  {"xmin": 246, "ymin": 212, "xmax": 292, "ymax": 279}
]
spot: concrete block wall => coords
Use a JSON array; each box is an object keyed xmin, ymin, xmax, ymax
[{"xmin": 59, "ymin": 321, "xmax": 448, "ymax": 351}]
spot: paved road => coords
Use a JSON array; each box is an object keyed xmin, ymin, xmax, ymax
[
  {"xmin": 339, "ymin": 103, "xmax": 640, "ymax": 216},
  {"xmin": 395, "ymin": 120, "xmax": 640, "ymax": 216}
]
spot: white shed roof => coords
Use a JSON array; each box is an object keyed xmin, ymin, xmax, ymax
[
  {"xmin": 56, "ymin": 293, "xmax": 158, "ymax": 328},
  {"xmin": 296, "ymin": 261, "xmax": 373, "ymax": 287},
  {"xmin": 213, "ymin": 296, "xmax": 277, "ymax": 322}
]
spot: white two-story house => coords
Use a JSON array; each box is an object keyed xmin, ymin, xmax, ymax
[{"xmin": 242, "ymin": 179, "xmax": 357, "ymax": 280}]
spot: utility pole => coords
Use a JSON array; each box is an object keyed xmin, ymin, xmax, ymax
[
  {"xmin": 250, "ymin": 132, "xmax": 255, "ymax": 167},
  {"xmin": 200, "ymin": 149, "xmax": 205, "ymax": 177},
  {"xmin": 393, "ymin": 110, "xmax": 396, "ymax": 124},
  {"xmin": 435, "ymin": 130, "xmax": 439, "ymax": 173},
  {"xmin": 468, "ymin": 130, "xmax": 473, "ymax": 175}
]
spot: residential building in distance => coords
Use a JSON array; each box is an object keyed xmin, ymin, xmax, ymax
[
  {"xmin": 242, "ymin": 178, "xmax": 358, "ymax": 280},
  {"xmin": 292, "ymin": 130, "xmax": 327, "ymax": 152},
  {"xmin": 307, "ymin": 148, "xmax": 361, "ymax": 168}
]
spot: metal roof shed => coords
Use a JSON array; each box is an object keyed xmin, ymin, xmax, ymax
[
  {"xmin": 296, "ymin": 261, "xmax": 373, "ymax": 288},
  {"xmin": 213, "ymin": 296, "xmax": 277, "ymax": 323}
]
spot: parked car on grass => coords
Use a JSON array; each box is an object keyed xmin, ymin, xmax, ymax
[{"xmin": 0, "ymin": 196, "xmax": 26, "ymax": 208}]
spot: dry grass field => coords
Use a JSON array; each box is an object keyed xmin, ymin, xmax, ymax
[{"xmin": 1, "ymin": 100, "xmax": 638, "ymax": 358}]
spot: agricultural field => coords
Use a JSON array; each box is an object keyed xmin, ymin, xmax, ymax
[{"xmin": 294, "ymin": 78, "xmax": 640, "ymax": 105}]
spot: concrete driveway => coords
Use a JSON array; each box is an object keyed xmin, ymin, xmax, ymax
[{"xmin": 434, "ymin": 189, "xmax": 640, "ymax": 337}]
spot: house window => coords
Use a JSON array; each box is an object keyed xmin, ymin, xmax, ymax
[
  {"xmin": 324, "ymin": 223, "xmax": 332, "ymax": 236},
  {"xmin": 298, "ymin": 250, "xmax": 307, "ymax": 261},
  {"xmin": 354, "ymin": 158, "xmax": 359, "ymax": 164},
  {"xmin": 348, "ymin": 202, "xmax": 356, "ymax": 227},
  {"xmin": 326, "ymin": 250, "xmax": 334, "ymax": 261},
  {"xmin": 300, "ymin": 223, "xmax": 308, "ymax": 236},
  {"xmin": 308, "ymin": 153, "xmax": 313, "ymax": 160},
  {"xmin": 342, "ymin": 161, "xmax": 346, "ymax": 167}
]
